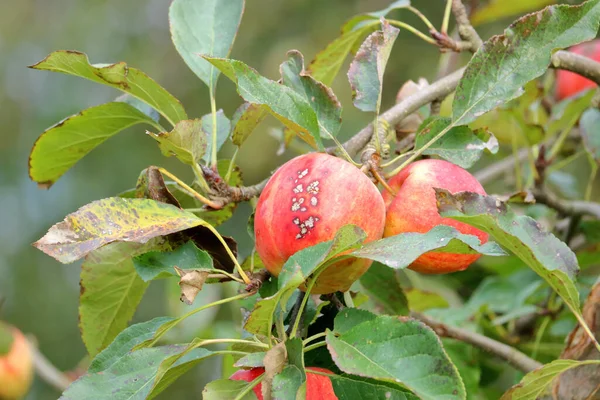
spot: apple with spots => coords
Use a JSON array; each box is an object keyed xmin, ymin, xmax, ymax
[
  {"xmin": 254, "ymin": 153, "xmax": 386, "ymax": 294},
  {"xmin": 230, "ymin": 367, "xmax": 338, "ymax": 399},
  {"xmin": 0, "ymin": 322, "xmax": 33, "ymax": 400},
  {"xmin": 382, "ymin": 159, "xmax": 488, "ymax": 274}
]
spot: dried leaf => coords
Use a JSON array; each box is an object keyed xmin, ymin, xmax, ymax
[{"xmin": 175, "ymin": 267, "xmax": 210, "ymax": 305}]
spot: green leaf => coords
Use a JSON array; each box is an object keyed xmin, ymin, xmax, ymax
[
  {"xmin": 30, "ymin": 50, "xmax": 187, "ymax": 126},
  {"xmin": 204, "ymin": 57, "xmax": 323, "ymax": 150},
  {"xmin": 133, "ymin": 240, "xmax": 213, "ymax": 281},
  {"xmin": 580, "ymin": 107, "xmax": 600, "ymax": 163},
  {"xmin": 88, "ymin": 317, "xmax": 175, "ymax": 373},
  {"xmin": 244, "ymin": 225, "xmax": 366, "ymax": 337},
  {"xmin": 169, "ymin": 0, "xmax": 244, "ymax": 91},
  {"xmin": 280, "ymin": 50, "xmax": 342, "ymax": 139},
  {"xmin": 203, "ymin": 379, "xmax": 259, "ymax": 400},
  {"xmin": 415, "ymin": 117, "xmax": 499, "ymax": 168},
  {"xmin": 148, "ymin": 119, "xmax": 207, "ymax": 165},
  {"xmin": 234, "ymin": 352, "xmax": 267, "ymax": 368},
  {"xmin": 29, "ymin": 102, "xmax": 160, "ymax": 187},
  {"xmin": 80, "ymin": 242, "xmax": 157, "ymax": 357},
  {"xmin": 202, "ymin": 109, "xmax": 231, "ymax": 163},
  {"xmin": 327, "ymin": 309, "xmax": 466, "ymax": 400},
  {"xmin": 333, "ymin": 308, "xmax": 377, "ymax": 335},
  {"xmin": 471, "ymin": 0, "xmax": 556, "ymax": 26},
  {"xmin": 500, "ymin": 359, "xmax": 600, "ymax": 399},
  {"xmin": 342, "ymin": 0, "xmax": 411, "ymax": 34},
  {"xmin": 442, "ymin": 340, "xmax": 481, "ymax": 399},
  {"xmin": 348, "ymin": 20, "xmax": 399, "ymax": 113},
  {"xmin": 350, "ymin": 225, "xmax": 506, "ymax": 269},
  {"xmin": 405, "ymin": 289, "xmax": 449, "ymax": 312},
  {"xmin": 231, "ymin": 102, "xmax": 268, "ymax": 146},
  {"xmin": 271, "ymin": 365, "xmax": 304, "ymax": 400},
  {"xmin": 330, "ymin": 375, "xmax": 419, "ymax": 400},
  {"xmin": 33, "ymin": 197, "xmax": 207, "ymax": 263},
  {"xmin": 436, "ymin": 190, "xmax": 584, "ymax": 334},
  {"xmin": 452, "ymin": 0, "xmax": 600, "ymax": 126},
  {"xmin": 546, "ymin": 89, "xmax": 594, "ymax": 138},
  {"xmin": 359, "ymin": 262, "xmax": 409, "ymax": 315}
]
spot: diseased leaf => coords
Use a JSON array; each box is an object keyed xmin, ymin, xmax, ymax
[
  {"xmin": 148, "ymin": 119, "xmax": 207, "ymax": 165},
  {"xmin": 327, "ymin": 309, "xmax": 466, "ymax": 400},
  {"xmin": 29, "ymin": 102, "xmax": 161, "ymax": 187},
  {"xmin": 202, "ymin": 109, "xmax": 231, "ymax": 163},
  {"xmin": 436, "ymin": 190, "xmax": 585, "ymax": 336},
  {"xmin": 350, "ymin": 225, "xmax": 506, "ymax": 269},
  {"xmin": 133, "ymin": 240, "xmax": 213, "ymax": 281},
  {"xmin": 500, "ymin": 359, "xmax": 600, "ymax": 399},
  {"xmin": 580, "ymin": 107, "xmax": 600, "ymax": 163},
  {"xmin": 471, "ymin": 0, "xmax": 556, "ymax": 26},
  {"xmin": 204, "ymin": 57, "xmax": 323, "ymax": 149},
  {"xmin": 33, "ymin": 197, "xmax": 207, "ymax": 264},
  {"xmin": 348, "ymin": 20, "xmax": 399, "ymax": 113},
  {"xmin": 280, "ymin": 50, "xmax": 342, "ymax": 139},
  {"xmin": 359, "ymin": 262, "xmax": 409, "ymax": 315},
  {"xmin": 29, "ymin": 50, "xmax": 187, "ymax": 125},
  {"xmin": 452, "ymin": 0, "xmax": 600, "ymax": 125},
  {"xmin": 174, "ymin": 267, "xmax": 210, "ymax": 305},
  {"xmin": 231, "ymin": 102, "xmax": 267, "ymax": 146},
  {"xmin": 169, "ymin": 0, "xmax": 244, "ymax": 91},
  {"xmin": 415, "ymin": 117, "xmax": 499, "ymax": 168}
]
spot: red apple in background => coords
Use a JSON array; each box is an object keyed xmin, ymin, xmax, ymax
[
  {"xmin": 0, "ymin": 323, "xmax": 33, "ymax": 399},
  {"xmin": 230, "ymin": 367, "xmax": 338, "ymax": 399},
  {"xmin": 254, "ymin": 153, "xmax": 385, "ymax": 294},
  {"xmin": 555, "ymin": 40, "xmax": 600, "ymax": 100},
  {"xmin": 382, "ymin": 159, "xmax": 488, "ymax": 274}
]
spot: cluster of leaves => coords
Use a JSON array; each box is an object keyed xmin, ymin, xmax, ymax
[{"xmin": 29, "ymin": 0, "xmax": 600, "ymax": 398}]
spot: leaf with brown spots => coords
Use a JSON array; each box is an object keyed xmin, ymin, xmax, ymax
[
  {"xmin": 231, "ymin": 102, "xmax": 268, "ymax": 146},
  {"xmin": 33, "ymin": 197, "xmax": 208, "ymax": 264},
  {"xmin": 174, "ymin": 267, "xmax": 210, "ymax": 305},
  {"xmin": 29, "ymin": 50, "xmax": 187, "ymax": 126},
  {"xmin": 453, "ymin": 0, "xmax": 600, "ymax": 125},
  {"xmin": 147, "ymin": 119, "xmax": 207, "ymax": 165}
]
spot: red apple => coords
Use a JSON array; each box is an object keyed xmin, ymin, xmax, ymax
[
  {"xmin": 556, "ymin": 40, "xmax": 600, "ymax": 100},
  {"xmin": 254, "ymin": 153, "xmax": 385, "ymax": 294},
  {"xmin": 230, "ymin": 367, "xmax": 338, "ymax": 399},
  {"xmin": 0, "ymin": 323, "xmax": 33, "ymax": 399},
  {"xmin": 382, "ymin": 159, "xmax": 488, "ymax": 274}
]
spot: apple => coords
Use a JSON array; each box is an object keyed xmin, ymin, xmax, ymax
[
  {"xmin": 556, "ymin": 40, "xmax": 600, "ymax": 100},
  {"xmin": 382, "ymin": 159, "xmax": 488, "ymax": 274},
  {"xmin": 0, "ymin": 323, "xmax": 33, "ymax": 399},
  {"xmin": 254, "ymin": 153, "xmax": 385, "ymax": 294},
  {"xmin": 230, "ymin": 367, "xmax": 338, "ymax": 399}
]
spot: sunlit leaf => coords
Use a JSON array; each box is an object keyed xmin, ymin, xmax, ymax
[
  {"xmin": 148, "ymin": 119, "xmax": 207, "ymax": 165},
  {"xmin": 231, "ymin": 102, "xmax": 268, "ymax": 146},
  {"xmin": 471, "ymin": 0, "xmax": 556, "ymax": 26}
]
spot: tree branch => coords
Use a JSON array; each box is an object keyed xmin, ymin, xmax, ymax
[
  {"xmin": 201, "ymin": 164, "xmax": 269, "ymax": 209},
  {"xmin": 451, "ymin": 0, "xmax": 483, "ymax": 52},
  {"xmin": 531, "ymin": 188, "xmax": 600, "ymax": 219},
  {"xmin": 27, "ymin": 338, "xmax": 72, "ymax": 392},
  {"xmin": 411, "ymin": 312, "xmax": 543, "ymax": 373},
  {"xmin": 552, "ymin": 50, "xmax": 600, "ymax": 86}
]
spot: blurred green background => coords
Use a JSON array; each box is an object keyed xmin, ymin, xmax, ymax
[{"xmin": 0, "ymin": 0, "xmax": 566, "ymax": 398}]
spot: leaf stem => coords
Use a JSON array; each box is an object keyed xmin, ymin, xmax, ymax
[
  {"xmin": 407, "ymin": 6, "xmax": 436, "ymax": 32},
  {"xmin": 303, "ymin": 332, "xmax": 327, "ymax": 346},
  {"xmin": 193, "ymin": 163, "xmax": 212, "ymax": 193},
  {"xmin": 234, "ymin": 374, "xmax": 265, "ymax": 400},
  {"xmin": 158, "ymin": 167, "xmax": 220, "ymax": 209},
  {"xmin": 370, "ymin": 164, "xmax": 397, "ymax": 196},
  {"xmin": 225, "ymin": 147, "xmax": 240, "ymax": 182},
  {"xmin": 547, "ymin": 151, "xmax": 584, "ymax": 173},
  {"xmin": 303, "ymin": 341, "xmax": 327, "ymax": 354},
  {"xmin": 343, "ymin": 291, "xmax": 355, "ymax": 308},
  {"xmin": 209, "ymin": 87, "xmax": 219, "ymax": 170},
  {"xmin": 441, "ymin": 0, "xmax": 453, "ymax": 34},
  {"xmin": 201, "ymin": 223, "xmax": 251, "ymax": 284},
  {"xmin": 387, "ymin": 20, "xmax": 437, "ymax": 46},
  {"xmin": 290, "ymin": 279, "xmax": 319, "ymax": 339},
  {"xmin": 380, "ymin": 151, "xmax": 414, "ymax": 168}
]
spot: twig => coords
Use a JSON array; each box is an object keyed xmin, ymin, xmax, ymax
[
  {"xmin": 531, "ymin": 188, "xmax": 600, "ymax": 219},
  {"xmin": 201, "ymin": 164, "xmax": 269, "ymax": 209},
  {"xmin": 411, "ymin": 312, "xmax": 543, "ymax": 373},
  {"xmin": 552, "ymin": 50, "xmax": 600, "ymax": 87},
  {"xmin": 451, "ymin": 0, "xmax": 482, "ymax": 52},
  {"xmin": 27, "ymin": 337, "xmax": 72, "ymax": 392},
  {"xmin": 245, "ymin": 269, "xmax": 271, "ymax": 293},
  {"xmin": 474, "ymin": 149, "xmax": 529, "ymax": 185}
]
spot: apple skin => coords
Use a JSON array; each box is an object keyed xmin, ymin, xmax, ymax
[
  {"xmin": 556, "ymin": 40, "xmax": 600, "ymax": 100},
  {"xmin": 254, "ymin": 153, "xmax": 385, "ymax": 294},
  {"xmin": 382, "ymin": 159, "xmax": 488, "ymax": 274},
  {"xmin": 230, "ymin": 367, "xmax": 338, "ymax": 399},
  {"xmin": 0, "ymin": 324, "xmax": 33, "ymax": 400}
]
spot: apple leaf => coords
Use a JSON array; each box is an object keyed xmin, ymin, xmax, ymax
[
  {"xmin": 234, "ymin": 352, "xmax": 267, "ymax": 368},
  {"xmin": 202, "ymin": 109, "xmax": 231, "ymax": 163},
  {"xmin": 327, "ymin": 309, "xmax": 466, "ymax": 400},
  {"xmin": 580, "ymin": 107, "xmax": 600, "ymax": 164},
  {"xmin": 415, "ymin": 117, "xmax": 499, "ymax": 168},
  {"xmin": 330, "ymin": 374, "xmax": 420, "ymax": 400},
  {"xmin": 452, "ymin": 0, "xmax": 600, "ymax": 126},
  {"xmin": 500, "ymin": 359, "xmax": 600, "ymax": 400},
  {"xmin": 148, "ymin": 119, "xmax": 207, "ymax": 165},
  {"xmin": 359, "ymin": 262, "xmax": 409, "ymax": 316},
  {"xmin": 471, "ymin": 0, "xmax": 556, "ymax": 26},
  {"xmin": 350, "ymin": 225, "xmax": 506, "ymax": 269},
  {"xmin": 203, "ymin": 57, "xmax": 323, "ymax": 150},
  {"xmin": 342, "ymin": 0, "xmax": 411, "ymax": 34},
  {"xmin": 33, "ymin": 197, "xmax": 207, "ymax": 264},
  {"xmin": 169, "ymin": 0, "xmax": 244, "ymax": 91},
  {"xmin": 280, "ymin": 50, "xmax": 342, "ymax": 140},
  {"xmin": 133, "ymin": 240, "xmax": 213, "ymax": 281},
  {"xmin": 203, "ymin": 380, "xmax": 259, "ymax": 400},
  {"xmin": 442, "ymin": 340, "xmax": 481, "ymax": 399},
  {"xmin": 244, "ymin": 225, "xmax": 366, "ymax": 337},
  {"xmin": 29, "ymin": 102, "xmax": 161, "ymax": 188},
  {"xmin": 545, "ymin": 89, "xmax": 594, "ymax": 138},
  {"xmin": 231, "ymin": 102, "xmax": 268, "ymax": 146},
  {"xmin": 271, "ymin": 365, "xmax": 304, "ymax": 399},
  {"xmin": 405, "ymin": 289, "xmax": 449, "ymax": 312},
  {"xmin": 29, "ymin": 51, "xmax": 187, "ymax": 126},
  {"xmin": 348, "ymin": 20, "xmax": 399, "ymax": 113}
]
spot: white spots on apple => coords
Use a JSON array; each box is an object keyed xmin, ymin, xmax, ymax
[
  {"xmin": 290, "ymin": 170, "xmax": 321, "ymax": 239},
  {"xmin": 310, "ymin": 197, "xmax": 318, "ymax": 206},
  {"xmin": 293, "ymin": 184, "xmax": 303, "ymax": 194},
  {"xmin": 306, "ymin": 181, "xmax": 319, "ymax": 194},
  {"xmin": 298, "ymin": 169, "xmax": 309, "ymax": 179}
]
